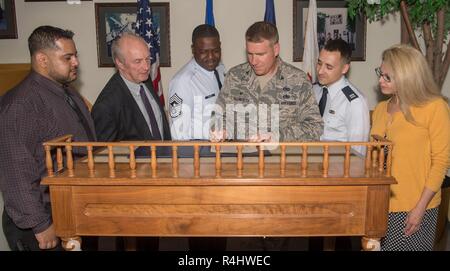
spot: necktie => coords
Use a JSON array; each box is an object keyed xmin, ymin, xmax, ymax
[
  {"xmin": 213, "ymin": 69, "xmax": 222, "ymax": 90},
  {"xmin": 63, "ymin": 86, "xmax": 95, "ymax": 141},
  {"xmin": 318, "ymin": 87, "xmax": 328, "ymax": 117},
  {"xmin": 139, "ymin": 85, "xmax": 162, "ymax": 140}
]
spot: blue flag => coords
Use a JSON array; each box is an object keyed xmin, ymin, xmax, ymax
[
  {"xmin": 264, "ymin": 0, "xmax": 276, "ymax": 25},
  {"xmin": 205, "ymin": 0, "xmax": 215, "ymax": 26},
  {"xmin": 135, "ymin": 0, "xmax": 165, "ymax": 105}
]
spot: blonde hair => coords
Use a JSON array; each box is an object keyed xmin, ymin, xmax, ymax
[{"xmin": 382, "ymin": 44, "xmax": 443, "ymax": 123}]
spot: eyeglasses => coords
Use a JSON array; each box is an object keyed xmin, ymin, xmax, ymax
[{"xmin": 375, "ymin": 67, "xmax": 392, "ymax": 83}]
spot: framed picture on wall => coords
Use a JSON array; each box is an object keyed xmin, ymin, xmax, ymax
[
  {"xmin": 293, "ymin": 0, "xmax": 366, "ymax": 61},
  {"xmin": 95, "ymin": 2, "xmax": 171, "ymax": 68},
  {"xmin": 0, "ymin": 0, "xmax": 17, "ymax": 39}
]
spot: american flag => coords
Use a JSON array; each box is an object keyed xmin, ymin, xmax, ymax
[{"xmin": 135, "ymin": 0, "xmax": 165, "ymax": 106}]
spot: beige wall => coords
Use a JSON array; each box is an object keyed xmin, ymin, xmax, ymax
[{"xmin": 0, "ymin": 0, "xmax": 449, "ymax": 250}]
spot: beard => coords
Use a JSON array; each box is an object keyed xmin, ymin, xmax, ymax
[{"xmin": 49, "ymin": 68, "xmax": 77, "ymax": 85}]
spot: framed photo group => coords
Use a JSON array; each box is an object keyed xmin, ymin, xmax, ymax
[
  {"xmin": 95, "ymin": 2, "xmax": 171, "ymax": 67},
  {"xmin": 0, "ymin": 0, "xmax": 17, "ymax": 39},
  {"xmin": 293, "ymin": 0, "xmax": 366, "ymax": 61}
]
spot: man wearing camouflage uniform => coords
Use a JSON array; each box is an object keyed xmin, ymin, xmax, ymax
[
  {"xmin": 209, "ymin": 21, "xmax": 323, "ymax": 251},
  {"xmin": 210, "ymin": 21, "xmax": 323, "ymax": 142}
]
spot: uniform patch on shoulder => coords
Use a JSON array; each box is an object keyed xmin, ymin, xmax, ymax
[
  {"xmin": 342, "ymin": 86, "xmax": 359, "ymax": 102},
  {"xmin": 169, "ymin": 94, "xmax": 183, "ymax": 118}
]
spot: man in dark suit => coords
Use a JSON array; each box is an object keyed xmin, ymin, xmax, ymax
[
  {"xmin": 91, "ymin": 32, "xmax": 171, "ymax": 251},
  {"xmin": 92, "ymin": 32, "xmax": 171, "ymax": 142}
]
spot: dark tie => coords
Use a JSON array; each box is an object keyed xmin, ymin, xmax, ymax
[
  {"xmin": 63, "ymin": 86, "xmax": 95, "ymax": 141},
  {"xmin": 139, "ymin": 85, "xmax": 162, "ymax": 140},
  {"xmin": 213, "ymin": 69, "xmax": 222, "ymax": 90},
  {"xmin": 318, "ymin": 87, "xmax": 328, "ymax": 117}
]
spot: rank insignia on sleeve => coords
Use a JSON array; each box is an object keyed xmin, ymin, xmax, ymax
[{"xmin": 169, "ymin": 94, "xmax": 183, "ymax": 118}]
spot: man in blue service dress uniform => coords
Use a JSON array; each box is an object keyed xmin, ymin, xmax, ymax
[
  {"xmin": 311, "ymin": 39, "xmax": 370, "ymax": 251},
  {"xmin": 169, "ymin": 24, "xmax": 225, "ymax": 140},
  {"xmin": 168, "ymin": 24, "xmax": 227, "ymax": 251},
  {"xmin": 314, "ymin": 39, "xmax": 369, "ymax": 156}
]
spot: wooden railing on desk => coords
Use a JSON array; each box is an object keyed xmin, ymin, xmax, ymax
[
  {"xmin": 42, "ymin": 135, "xmax": 395, "ymax": 252},
  {"xmin": 43, "ymin": 134, "xmax": 393, "ymax": 180}
]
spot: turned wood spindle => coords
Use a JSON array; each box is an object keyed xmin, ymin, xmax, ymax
[
  {"xmin": 172, "ymin": 146, "xmax": 178, "ymax": 177},
  {"xmin": 301, "ymin": 145, "xmax": 308, "ymax": 177},
  {"xmin": 151, "ymin": 145, "xmax": 157, "ymax": 177},
  {"xmin": 87, "ymin": 145, "xmax": 94, "ymax": 175},
  {"xmin": 378, "ymin": 145, "xmax": 385, "ymax": 172},
  {"xmin": 108, "ymin": 145, "xmax": 115, "ymax": 178},
  {"xmin": 194, "ymin": 145, "xmax": 200, "ymax": 177},
  {"xmin": 258, "ymin": 145, "xmax": 264, "ymax": 176},
  {"xmin": 65, "ymin": 145, "xmax": 74, "ymax": 177},
  {"xmin": 129, "ymin": 145, "xmax": 136, "ymax": 178},
  {"xmin": 237, "ymin": 145, "xmax": 243, "ymax": 177},
  {"xmin": 45, "ymin": 145, "xmax": 54, "ymax": 177},
  {"xmin": 344, "ymin": 145, "xmax": 351, "ymax": 177},
  {"xmin": 323, "ymin": 145, "xmax": 329, "ymax": 177},
  {"xmin": 365, "ymin": 145, "xmax": 373, "ymax": 172},
  {"xmin": 56, "ymin": 147, "xmax": 63, "ymax": 171},
  {"xmin": 215, "ymin": 145, "xmax": 221, "ymax": 177},
  {"xmin": 280, "ymin": 145, "xmax": 286, "ymax": 176},
  {"xmin": 372, "ymin": 147, "xmax": 378, "ymax": 168},
  {"xmin": 386, "ymin": 145, "xmax": 393, "ymax": 177}
]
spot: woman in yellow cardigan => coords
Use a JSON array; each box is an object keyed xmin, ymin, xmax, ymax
[{"xmin": 371, "ymin": 44, "xmax": 449, "ymax": 251}]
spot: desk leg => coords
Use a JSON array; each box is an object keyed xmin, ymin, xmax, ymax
[
  {"xmin": 361, "ymin": 237, "xmax": 380, "ymax": 251},
  {"xmin": 62, "ymin": 237, "xmax": 82, "ymax": 251}
]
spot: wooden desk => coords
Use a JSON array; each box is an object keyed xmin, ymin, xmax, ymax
[{"xmin": 42, "ymin": 136, "xmax": 396, "ymax": 251}]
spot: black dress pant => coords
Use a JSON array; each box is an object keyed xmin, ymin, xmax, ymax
[
  {"xmin": 2, "ymin": 208, "xmax": 97, "ymax": 251},
  {"xmin": 2, "ymin": 208, "xmax": 63, "ymax": 251}
]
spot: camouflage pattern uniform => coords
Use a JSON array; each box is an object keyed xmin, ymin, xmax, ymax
[{"xmin": 211, "ymin": 58, "xmax": 323, "ymax": 141}]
